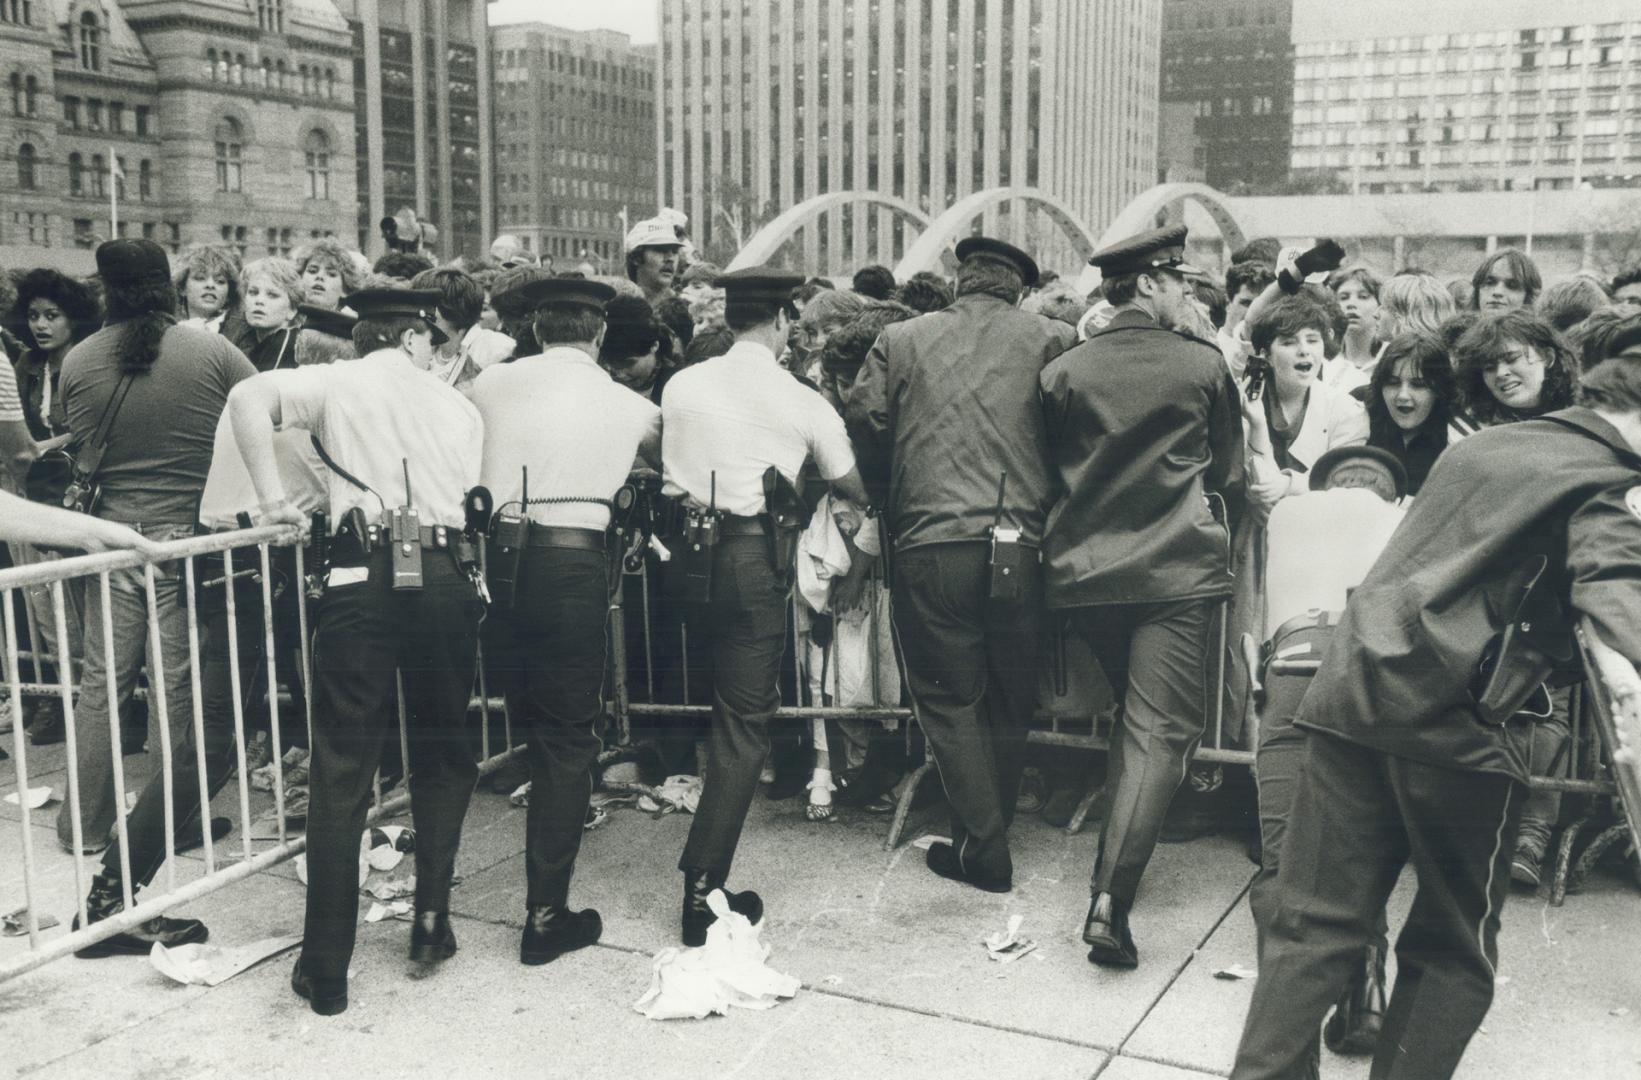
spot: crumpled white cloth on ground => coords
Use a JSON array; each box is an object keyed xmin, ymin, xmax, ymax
[{"xmin": 633, "ymin": 891, "xmax": 800, "ymax": 1020}]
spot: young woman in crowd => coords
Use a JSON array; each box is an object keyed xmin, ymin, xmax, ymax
[
  {"xmin": 1374, "ymin": 271, "xmax": 1456, "ymax": 342},
  {"xmin": 237, "ymin": 257, "xmax": 305, "ymax": 371},
  {"xmin": 292, "ymin": 237, "xmax": 367, "ymax": 312},
  {"xmin": 1451, "ymin": 307, "xmax": 1580, "ymax": 888},
  {"xmin": 1470, "ymin": 247, "xmax": 1541, "ymax": 312},
  {"xmin": 4, "ymin": 269, "xmax": 103, "ymax": 744},
  {"xmin": 787, "ymin": 288, "xmax": 866, "ymax": 383},
  {"xmin": 1364, "ymin": 331, "xmax": 1476, "ymax": 496},
  {"xmin": 600, "ymin": 294, "xmax": 676, "ymax": 404},
  {"xmin": 1327, "ymin": 266, "xmax": 1382, "ymax": 377},
  {"xmin": 175, "ymin": 245, "xmax": 243, "ymax": 332}
]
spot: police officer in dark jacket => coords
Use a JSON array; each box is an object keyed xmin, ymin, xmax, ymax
[
  {"xmin": 1039, "ymin": 225, "xmax": 1245, "ymax": 968},
  {"xmin": 1231, "ymin": 347, "xmax": 1641, "ymax": 1080},
  {"xmin": 848, "ymin": 237, "xmax": 1077, "ymax": 893}
]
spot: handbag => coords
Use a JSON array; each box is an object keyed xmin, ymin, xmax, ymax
[{"xmin": 24, "ymin": 374, "xmax": 135, "ymax": 514}]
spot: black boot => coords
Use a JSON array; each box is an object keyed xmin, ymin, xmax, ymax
[
  {"xmin": 520, "ymin": 904, "xmax": 602, "ymax": 966},
  {"xmin": 1324, "ymin": 944, "xmax": 1387, "ymax": 1055},
  {"xmin": 681, "ymin": 869, "xmax": 763, "ymax": 946},
  {"xmin": 408, "ymin": 911, "xmax": 457, "ymax": 964},
  {"xmin": 924, "ymin": 841, "xmax": 1012, "ymax": 893},
  {"xmin": 291, "ymin": 956, "xmax": 348, "ymax": 1015},
  {"xmin": 1082, "ymin": 891, "xmax": 1138, "ymax": 969},
  {"xmin": 72, "ymin": 872, "xmax": 208, "ymax": 959}
]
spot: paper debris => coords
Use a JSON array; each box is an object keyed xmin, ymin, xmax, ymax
[
  {"xmin": 3, "ymin": 785, "xmax": 56, "ymax": 809},
  {"xmin": 636, "ymin": 775, "xmax": 703, "ymax": 815},
  {"xmin": 363, "ymin": 874, "xmax": 416, "ymax": 901},
  {"xmin": 365, "ymin": 825, "xmax": 414, "ymax": 872},
  {"xmin": 1613, "ymin": 1007, "xmax": 1632, "ymax": 1018},
  {"xmin": 1, "ymin": 904, "xmax": 60, "ymax": 936},
  {"xmin": 823, "ymin": 974, "xmax": 843, "ymax": 986},
  {"xmin": 149, "ymin": 934, "xmax": 302, "ymax": 986},
  {"xmin": 1213, "ymin": 964, "xmax": 1259, "ymax": 981},
  {"xmin": 983, "ymin": 914, "xmax": 1037, "ymax": 964},
  {"xmin": 585, "ymin": 804, "xmax": 609, "ymax": 830},
  {"xmin": 910, "ymin": 834, "xmax": 953, "ymax": 851},
  {"xmin": 634, "ymin": 890, "xmax": 800, "ymax": 1020},
  {"xmin": 509, "ymin": 782, "xmax": 531, "ymax": 807},
  {"xmin": 365, "ymin": 900, "xmax": 413, "ymax": 923}
]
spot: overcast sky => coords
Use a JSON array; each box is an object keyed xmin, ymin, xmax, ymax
[{"xmin": 488, "ymin": 0, "xmax": 657, "ymax": 43}]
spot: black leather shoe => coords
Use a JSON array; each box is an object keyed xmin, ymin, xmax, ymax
[
  {"xmin": 408, "ymin": 911, "xmax": 457, "ymax": 964},
  {"xmin": 175, "ymin": 817, "xmax": 233, "ymax": 854},
  {"xmin": 72, "ymin": 873, "xmax": 209, "ymax": 959},
  {"xmin": 1323, "ymin": 944, "xmax": 1387, "ymax": 1055},
  {"xmin": 1082, "ymin": 892, "xmax": 1138, "ymax": 969},
  {"xmin": 681, "ymin": 869, "xmax": 763, "ymax": 946},
  {"xmin": 29, "ymin": 711, "xmax": 65, "ymax": 746},
  {"xmin": 520, "ymin": 904, "xmax": 602, "ymax": 966},
  {"xmin": 291, "ymin": 957, "xmax": 348, "ymax": 1015},
  {"xmin": 924, "ymin": 841, "xmax": 1012, "ymax": 893}
]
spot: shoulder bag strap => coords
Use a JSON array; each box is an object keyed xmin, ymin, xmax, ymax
[{"xmin": 75, "ymin": 373, "xmax": 136, "ymax": 475}]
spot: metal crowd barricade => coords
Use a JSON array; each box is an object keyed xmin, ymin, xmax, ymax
[{"xmin": 0, "ymin": 526, "xmax": 519, "ymax": 983}]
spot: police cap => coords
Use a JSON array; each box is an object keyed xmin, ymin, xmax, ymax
[
  {"xmin": 342, "ymin": 286, "xmax": 449, "ymax": 346},
  {"xmin": 954, "ymin": 236, "xmax": 1039, "ymax": 288},
  {"xmin": 718, "ymin": 265, "xmax": 803, "ymax": 306},
  {"xmin": 297, "ymin": 303, "xmax": 357, "ymax": 341},
  {"xmin": 1088, "ymin": 225, "xmax": 1205, "ymax": 278},
  {"xmin": 1309, "ymin": 445, "xmax": 1408, "ymax": 502},
  {"xmin": 511, "ymin": 276, "xmax": 617, "ymax": 315}
]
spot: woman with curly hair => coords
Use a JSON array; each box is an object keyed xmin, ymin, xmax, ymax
[
  {"xmin": 293, "ymin": 237, "xmax": 367, "ymax": 312},
  {"xmin": 1364, "ymin": 331, "xmax": 1477, "ymax": 495},
  {"xmin": 174, "ymin": 245, "xmax": 242, "ymax": 331},
  {"xmin": 1452, "ymin": 308, "xmax": 1577, "ymax": 425},
  {"xmin": 8, "ymin": 268, "xmax": 101, "ymax": 441}
]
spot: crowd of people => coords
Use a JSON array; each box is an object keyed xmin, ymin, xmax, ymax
[{"xmin": 1, "ymin": 207, "xmax": 1639, "ymax": 1080}]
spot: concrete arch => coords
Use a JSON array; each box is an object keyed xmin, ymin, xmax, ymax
[
  {"xmin": 726, "ymin": 190, "xmax": 932, "ymax": 271},
  {"xmin": 1097, "ymin": 182, "xmax": 1246, "ymax": 253},
  {"xmin": 893, "ymin": 187, "xmax": 1098, "ymax": 279}
]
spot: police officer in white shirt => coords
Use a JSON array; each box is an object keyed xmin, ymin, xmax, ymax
[
  {"xmin": 227, "ymin": 287, "xmax": 485, "ymax": 1016},
  {"xmin": 660, "ymin": 266, "xmax": 869, "ymax": 945},
  {"xmin": 469, "ymin": 277, "xmax": 661, "ymax": 966}
]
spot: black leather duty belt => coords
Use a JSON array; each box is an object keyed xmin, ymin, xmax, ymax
[
  {"xmin": 524, "ymin": 523, "xmax": 607, "ymax": 552},
  {"xmin": 717, "ymin": 514, "xmax": 768, "ymax": 537}
]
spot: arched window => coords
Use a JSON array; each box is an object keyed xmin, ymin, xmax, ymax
[
  {"xmin": 7, "ymin": 72, "xmax": 18, "ymax": 115},
  {"xmin": 68, "ymin": 150, "xmax": 84, "ymax": 195},
  {"xmin": 299, "ymin": 64, "xmax": 309, "ymax": 95},
  {"xmin": 325, "ymin": 67, "xmax": 335, "ymax": 99},
  {"xmin": 90, "ymin": 152, "xmax": 105, "ymax": 196},
  {"xmin": 275, "ymin": 59, "xmax": 287, "ymax": 91},
  {"xmin": 138, "ymin": 158, "xmax": 151, "ymax": 199},
  {"xmin": 24, "ymin": 74, "xmax": 37, "ymax": 115},
  {"xmin": 78, "ymin": 11, "xmax": 100, "ymax": 70},
  {"xmin": 304, "ymin": 128, "xmax": 330, "ymax": 199},
  {"xmin": 17, "ymin": 142, "xmax": 36, "ymax": 189},
  {"xmin": 214, "ymin": 117, "xmax": 242, "ymax": 192},
  {"xmin": 260, "ymin": 58, "xmax": 271, "ymax": 88},
  {"xmin": 233, "ymin": 53, "xmax": 245, "ymax": 84},
  {"xmin": 113, "ymin": 155, "xmax": 125, "ymax": 199}
]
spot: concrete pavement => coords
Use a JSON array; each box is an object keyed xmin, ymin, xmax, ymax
[{"xmin": 3, "ymin": 746, "xmax": 1640, "ymax": 1080}]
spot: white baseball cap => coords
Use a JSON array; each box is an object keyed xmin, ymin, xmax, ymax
[{"xmin": 625, "ymin": 213, "xmax": 686, "ymax": 254}]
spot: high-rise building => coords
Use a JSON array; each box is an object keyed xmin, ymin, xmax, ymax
[
  {"xmin": 1290, "ymin": 0, "xmax": 1641, "ymax": 194},
  {"xmin": 1158, "ymin": 0, "xmax": 1291, "ymax": 192},
  {"xmin": 491, "ymin": 23, "xmax": 656, "ymax": 271},
  {"xmin": 656, "ymin": 0, "xmax": 1161, "ymax": 272},
  {"xmin": 1, "ymin": 0, "xmax": 356, "ymax": 261},
  {"xmin": 334, "ymin": 0, "xmax": 492, "ymax": 261}
]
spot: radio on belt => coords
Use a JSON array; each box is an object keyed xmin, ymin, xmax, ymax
[
  {"xmin": 391, "ymin": 457, "xmax": 424, "ymax": 591},
  {"xmin": 988, "ymin": 470, "xmax": 1026, "ymax": 603}
]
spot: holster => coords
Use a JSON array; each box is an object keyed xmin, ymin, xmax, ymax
[
  {"xmin": 486, "ymin": 510, "xmax": 529, "ymax": 613},
  {"xmin": 762, "ymin": 466, "xmax": 805, "ymax": 585},
  {"xmin": 1470, "ymin": 554, "xmax": 1576, "ymax": 726}
]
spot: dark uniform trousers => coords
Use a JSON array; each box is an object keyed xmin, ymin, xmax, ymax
[
  {"xmin": 488, "ymin": 546, "xmax": 609, "ymax": 907},
  {"xmin": 890, "ymin": 542, "xmax": 1040, "ymax": 884},
  {"xmin": 677, "ymin": 536, "xmax": 789, "ymax": 875},
  {"xmin": 300, "ymin": 550, "xmax": 482, "ymax": 982},
  {"xmin": 1232, "ymin": 729, "xmax": 1524, "ymax": 1080},
  {"xmin": 1249, "ymin": 621, "xmax": 1390, "ymax": 1074},
  {"xmin": 1069, "ymin": 598, "xmax": 1213, "ymax": 904},
  {"xmin": 104, "ymin": 547, "xmax": 309, "ymax": 890}
]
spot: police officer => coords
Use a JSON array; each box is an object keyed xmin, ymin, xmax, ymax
[
  {"xmin": 1038, "ymin": 225, "xmax": 1246, "ymax": 968},
  {"xmin": 1232, "ymin": 352, "xmax": 1641, "ymax": 1079},
  {"xmin": 847, "ymin": 237, "xmax": 1076, "ymax": 893},
  {"xmin": 228, "ymin": 287, "xmax": 485, "ymax": 1016},
  {"xmin": 469, "ymin": 277, "xmax": 660, "ymax": 965},
  {"xmin": 661, "ymin": 266, "xmax": 867, "ymax": 945}
]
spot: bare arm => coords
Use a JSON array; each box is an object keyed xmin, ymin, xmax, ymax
[
  {"xmin": 226, "ymin": 375, "xmax": 305, "ymax": 527},
  {"xmin": 0, "ymin": 490, "xmax": 164, "ymax": 556}
]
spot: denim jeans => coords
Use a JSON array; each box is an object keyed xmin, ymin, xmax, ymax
[{"xmin": 56, "ymin": 523, "xmax": 195, "ymax": 852}]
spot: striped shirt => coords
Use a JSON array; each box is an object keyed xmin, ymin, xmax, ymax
[{"xmin": 0, "ymin": 359, "xmax": 25, "ymax": 423}]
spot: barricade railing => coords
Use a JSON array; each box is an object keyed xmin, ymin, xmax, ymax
[{"xmin": 0, "ymin": 526, "xmax": 519, "ymax": 983}]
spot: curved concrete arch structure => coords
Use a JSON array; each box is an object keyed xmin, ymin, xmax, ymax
[
  {"xmin": 725, "ymin": 191, "xmax": 932, "ymax": 271},
  {"xmin": 1096, "ymin": 182, "xmax": 1246, "ymax": 253},
  {"xmin": 893, "ymin": 187, "xmax": 1099, "ymax": 279}
]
